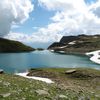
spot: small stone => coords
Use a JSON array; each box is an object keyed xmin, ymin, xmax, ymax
[
  {"xmin": 22, "ymin": 97, "xmax": 26, "ymax": 100},
  {"xmin": 58, "ymin": 95, "xmax": 68, "ymax": 99},
  {"xmin": 95, "ymin": 94, "xmax": 100, "ymax": 98},
  {"xmin": 0, "ymin": 80, "xmax": 2, "ymax": 83},
  {"xmin": 3, "ymin": 82, "xmax": 10, "ymax": 87},
  {"xmin": 2, "ymin": 93, "xmax": 11, "ymax": 98},
  {"xmin": 35, "ymin": 89, "xmax": 49, "ymax": 96},
  {"xmin": 65, "ymin": 69, "xmax": 76, "ymax": 74},
  {"xmin": 78, "ymin": 96, "xmax": 85, "ymax": 100}
]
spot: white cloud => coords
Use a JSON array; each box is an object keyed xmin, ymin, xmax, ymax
[
  {"xmin": 38, "ymin": 0, "xmax": 100, "ymax": 36},
  {"xmin": 0, "ymin": 0, "xmax": 33, "ymax": 37},
  {"xmin": 90, "ymin": 0, "xmax": 100, "ymax": 18},
  {"xmin": 38, "ymin": 0, "xmax": 87, "ymax": 13},
  {"xmin": 4, "ymin": 32, "xmax": 62, "ymax": 43},
  {"xmin": 4, "ymin": 0, "xmax": 100, "ymax": 43}
]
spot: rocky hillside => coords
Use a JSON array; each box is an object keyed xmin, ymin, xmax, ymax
[
  {"xmin": 0, "ymin": 38, "xmax": 35, "ymax": 53},
  {"xmin": 48, "ymin": 35, "xmax": 100, "ymax": 54}
]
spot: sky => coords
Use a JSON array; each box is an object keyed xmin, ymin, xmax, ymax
[{"xmin": 0, "ymin": 0, "xmax": 100, "ymax": 43}]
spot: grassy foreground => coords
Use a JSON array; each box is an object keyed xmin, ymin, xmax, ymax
[{"xmin": 0, "ymin": 68, "xmax": 100, "ymax": 100}]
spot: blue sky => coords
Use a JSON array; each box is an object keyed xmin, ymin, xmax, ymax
[
  {"xmin": 1, "ymin": 0, "xmax": 100, "ymax": 43},
  {"xmin": 12, "ymin": 0, "xmax": 97, "ymax": 34},
  {"xmin": 85, "ymin": 0, "xmax": 97, "ymax": 3},
  {"xmin": 12, "ymin": 0, "xmax": 55, "ymax": 34}
]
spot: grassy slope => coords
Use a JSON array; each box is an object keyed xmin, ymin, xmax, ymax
[
  {"xmin": 0, "ymin": 68, "xmax": 100, "ymax": 100},
  {"xmin": 0, "ymin": 38, "xmax": 35, "ymax": 52}
]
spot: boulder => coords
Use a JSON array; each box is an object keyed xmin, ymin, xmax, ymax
[
  {"xmin": 65, "ymin": 69, "xmax": 76, "ymax": 74},
  {"xmin": 0, "ymin": 69, "xmax": 4, "ymax": 74}
]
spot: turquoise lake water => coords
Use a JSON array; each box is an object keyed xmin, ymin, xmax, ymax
[{"xmin": 0, "ymin": 50, "xmax": 99, "ymax": 73}]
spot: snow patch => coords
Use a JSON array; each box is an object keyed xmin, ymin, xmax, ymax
[
  {"xmin": 68, "ymin": 41, "xmax": 76, "ymax": 45},
  {"xmin": 86, "ymin": 50, "xmax": 100, "ymax": 64},
  {"xmin": 15, "ymin": 72, "xmax": 54, "ymax": 84}
]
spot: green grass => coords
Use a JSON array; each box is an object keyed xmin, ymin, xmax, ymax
[{"xmin": 0, "ymin": 68, "xmax": 100, "ymax": 100}]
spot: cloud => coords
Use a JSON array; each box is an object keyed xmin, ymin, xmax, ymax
[
  {"xmin": 38, "ymin": 0, "xmax": 87, "ymax": 12},
  {"xmin": 0, "ymin": 0, "xmax": 33, "ymax": 37},
  {"xmin": 4, "ymin": 32, "xmax": 62, "ymax": 43},
  {"xmin": 38, "ymin": 0, "xmax": 100, "ymax": 36},
  {"xmin": 4, "ymin": 0, "xmax": 100, "ymax": 43},
  {"xmin": 90, "ymin": 0, "xmax": 100, "ymax": 18}
]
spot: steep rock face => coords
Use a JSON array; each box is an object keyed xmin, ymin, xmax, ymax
[
  {"xmin": 0, "ymin": 38, "xmax": 35, "ymax": 53},
  {"xmin": 48, "ymin": 42, "xmax": 64, "ymax": 49},
  {"xmin": 48, "ymin": 35, "xmax": 100, "ymax": 53},
  {"xmin": 60, "ymin": 36, "xmax": 79, "ymax": 44}
]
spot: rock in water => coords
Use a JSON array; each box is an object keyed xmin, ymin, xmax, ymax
[{"xmin": 0, "ymin": 69, "xmax": 4, "ymax": 74}]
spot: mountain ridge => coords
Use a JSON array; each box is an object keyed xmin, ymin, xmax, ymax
[{"xmin": 48, "ymin": 35, "xmax": 100, "ymax": 54}]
